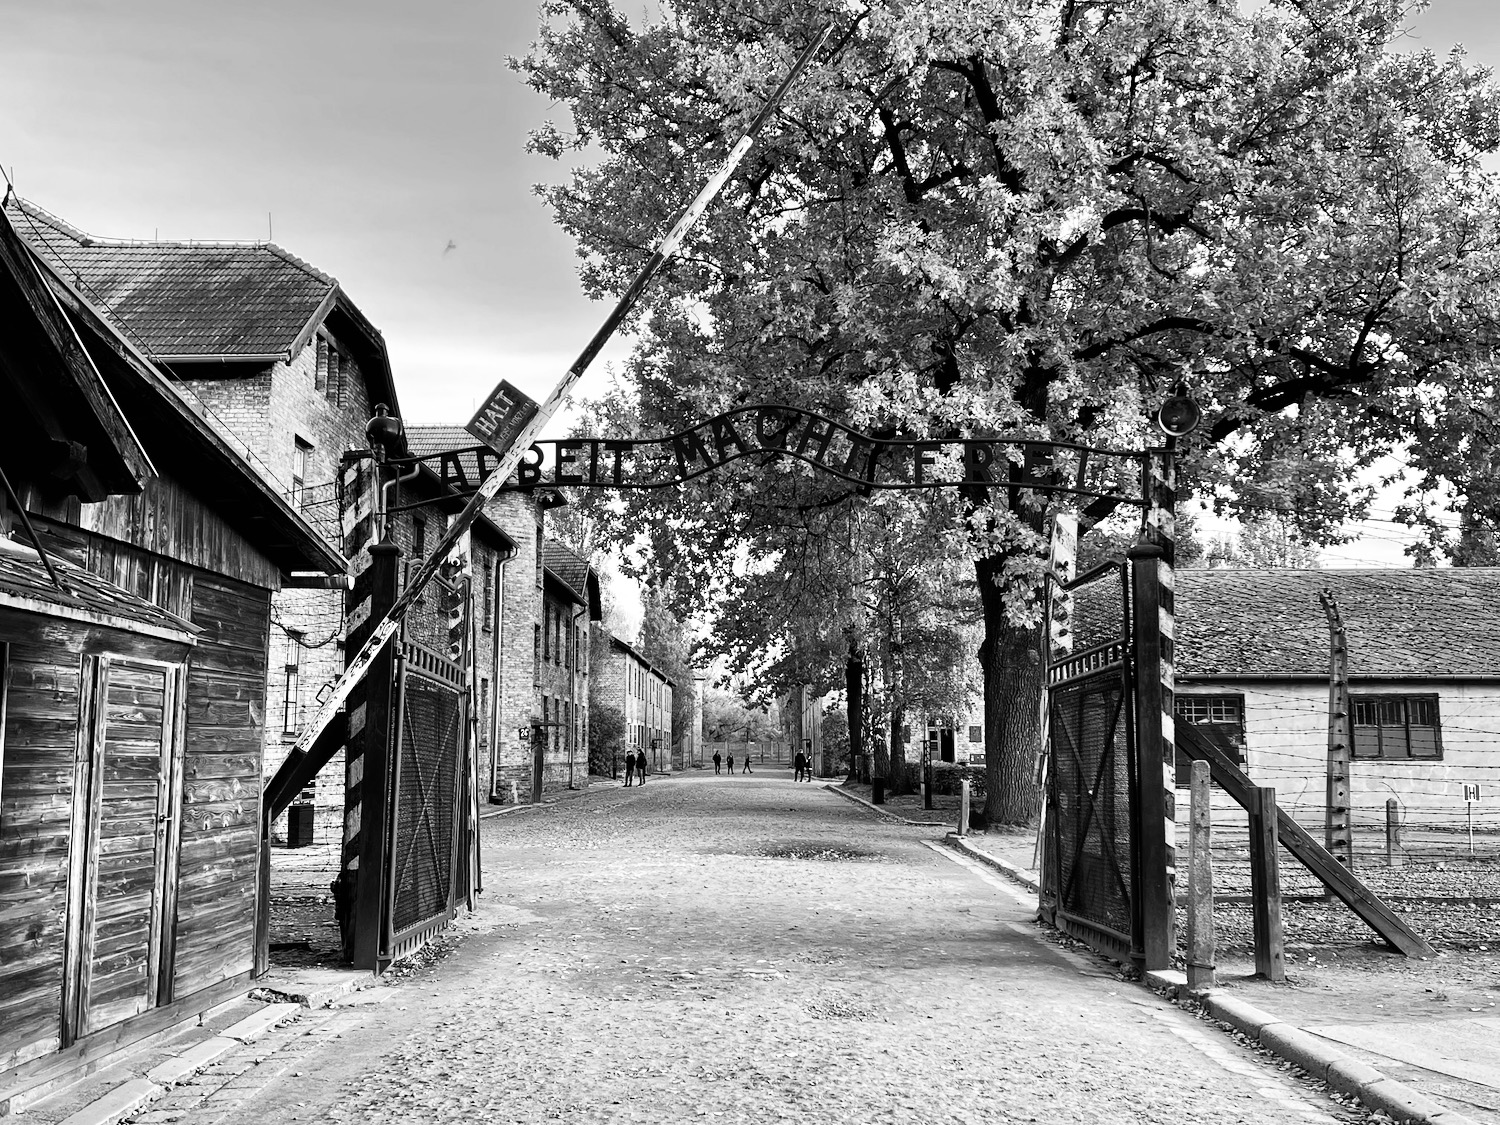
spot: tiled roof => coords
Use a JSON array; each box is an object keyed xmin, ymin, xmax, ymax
[
  {"xmin": 405, "ymin": 425, "xmax": 476, "ymax": 461},
  {"xmin": 0, "ymin": 541, "xmax": 197, "ymax": 643},
  {"xmin": 3, "ymin": 196, "xmax": 335, "ymax": 359},
  {"xmin": 543, "ymin": 541, "xmax": 594, "ymax": 605},
  {"xmin": 1175, "ymin": 568, "xmax": 1500, "ymax": 679}
]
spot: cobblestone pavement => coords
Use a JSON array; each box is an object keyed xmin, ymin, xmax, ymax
[{"xmin": 138, "ymin": 771, "xmax": 1372, "ymax": 1124}]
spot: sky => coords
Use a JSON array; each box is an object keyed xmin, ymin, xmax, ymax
[{"xmin": 0, "ymin": 0, "xmax": 1494, "ymax": 567}]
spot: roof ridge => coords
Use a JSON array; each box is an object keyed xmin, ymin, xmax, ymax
[
  {"xmin": 5, "ymin": 196, "xmax": 89, "ymax": 245},
  {"xmin": 4, "ymin": 196, "xmax": 336, "ymax": 287}
]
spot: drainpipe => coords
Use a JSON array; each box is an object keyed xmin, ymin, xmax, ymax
[
  {"xmin": 568, "ymin": 603, "xmax": 586, "ymax": 789},
  {"xmin": 489, "ymin": 543, "xmax": 515, "ymax": 802}
]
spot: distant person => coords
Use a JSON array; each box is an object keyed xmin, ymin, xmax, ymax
[
  {"xmin": 713, "ymin": 750, "xmax": 722, "ymax": 775},
  {"xmin": 741, "ymin": 752, "xmax": 753, "ymax": 775},
  {"xmin": 636, "ymin": 749, "xmax": 648, "ymax": 784},
  {"xmin": 623, "ymin": 752, "xmax": 635, "ymax": 787},
  {"xmin": 793, "ymin": 750, "xmax": 806, "ymax": 782},
  {"xmin": 727, "ymin": 753, "xmax": 735, "ymax": 774}
]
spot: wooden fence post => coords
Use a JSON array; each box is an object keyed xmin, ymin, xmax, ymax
[
  {"xmin": 1386, "ymin": 798, "xmax": 1403, "ymax": 868},
  {"xmin": 1186, "ymin": 760, "xmax": 1216, "ymax": 991},
  {"xmin": 1248, "ymin": 785, "xmax": 1286, "ymax": 982}
]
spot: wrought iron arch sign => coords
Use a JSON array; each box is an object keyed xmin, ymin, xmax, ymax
[{"xmin": 393, "ymin": 404, "xmax": 1151, "ymax": 509}]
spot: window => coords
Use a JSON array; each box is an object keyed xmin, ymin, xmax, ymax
[
  {"xmin": 283, "ymin": 642, "xmax": 302, "ymax": 735},
  {"xmin": 314, "ymin": 336, "xmax": 329, "ymax": 393},
  {"xmin": 1174, "ymin": 693, "xmax": 1246, "ymax": 784},
  {"xmin": 968, "ymin": 725, "xmax": 982, "ymax": 743},
  {"xmin": 554, "ymin": 610, "xmax": 562, "ymax": 666},
  {"xmin": 534, "ymin": 624, "xmax": 541, "ymax": 680},
  {"xmin": 535, "ymin": 527, "xmax": 543, "ymax": 586},
  {"xmin": 413, "ymin": 517, "xmax": 427, "ymax": 559},
  {"xmin": 1353, "ymin": 694, "xmax": 1442, "ymax": 760},
  {"xmin": 543, "ymin": 605, "xmax": 551, "ymax": 662},
  {"xmin": 291, "ymin": 437, "xmax": 312, "ymax": 507}
]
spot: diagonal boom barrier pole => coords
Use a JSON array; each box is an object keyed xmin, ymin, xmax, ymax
[{"xmin": 283, "ymin": 23, "xmax": 833, "ymax": 766}]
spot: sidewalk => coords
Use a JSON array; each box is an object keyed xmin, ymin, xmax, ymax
[{"xmin": 956, "ymin": 831, "xmax": 1500, "ymax": 1125}]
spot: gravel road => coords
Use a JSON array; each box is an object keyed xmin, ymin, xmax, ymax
[{"xmin": 137, "ymin": 771, "xmax": 1372, "ymax": 1124}]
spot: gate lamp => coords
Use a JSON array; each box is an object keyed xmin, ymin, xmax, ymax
[{"xmin": 1155, "ymin": 383, "xmax": 1202, "ymax": 439}]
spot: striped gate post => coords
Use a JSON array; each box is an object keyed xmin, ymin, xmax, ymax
[{"xmin": 1131, "ymin": 445, "xmax": 1177, "ymax": 970}]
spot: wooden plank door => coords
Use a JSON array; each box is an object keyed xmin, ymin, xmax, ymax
[{"xmin": 73, "ymin": 656, "xmax": 178, "ymax": 1039}]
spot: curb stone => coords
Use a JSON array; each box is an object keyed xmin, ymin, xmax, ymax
[
  {"xmin": 1142, "ymin": 969, "xmax": 1478, "ymax": 1125},
  {"xmin": 945, "ymin": 834, "xmax": 1041, "ymax": 893},
  {"xmin": 56, "ymin": 1079, "xmax": 162, "ymax": 1125},
  {"xmin": 822, "ymin": 784, "xmax": 952, "ymax": 828},
  {"xmin": 45, "ymin": 1003, "xmax": 305, "ymax": 1125}
]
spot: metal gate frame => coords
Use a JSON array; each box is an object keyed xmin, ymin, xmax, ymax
[
  {"xmin": 383, "ymin": 639, "xmax": 467, "ymax": 961},
  {"xmin": 1040, "ymin": 562, "xmax": 1142, "ymax": 962}
]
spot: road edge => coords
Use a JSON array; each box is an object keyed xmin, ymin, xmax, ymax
[{"xmin": 822, "ymin": 782, "xmax": 952, "ymax": 828}]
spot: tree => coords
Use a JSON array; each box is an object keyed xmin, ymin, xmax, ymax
[
  {"xmin": 1207, "ymin": 514, "xmax": 1323, "ymax": 569},
  {"xmin": 637, "ymin": 587, "xmax": 698, "ymax": 760},
  {"xmin": 518, "ymin": 1, "xmax": 1500, "ymax": 825}
]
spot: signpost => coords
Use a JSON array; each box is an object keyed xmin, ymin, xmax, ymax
[{"xmin": 277, "ymin": 24, "xmax": 833, "ymax": 772}]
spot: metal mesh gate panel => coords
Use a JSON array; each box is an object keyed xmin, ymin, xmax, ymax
[
  {"xmin": 387, "ymin": 641, "xmax": 465, "ymax": 956},
  {"xmin": 1043, "ymin": 562, "xmax": 1139, "ymax": 960}
]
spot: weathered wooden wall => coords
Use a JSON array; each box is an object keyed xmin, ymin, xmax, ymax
[
  {"xmin": 173, "ymin": 573, "xmax": 270, "ymax": 997},
  {"xmin": 0, "ymin": 641, "xmax": 79, "ymax": 1071},
  {"xmin": 25, "ymin": 473, "xmax": 280, "ymax": 593},
  {"xmin": 1, "ymin": 515, "xmax": 274, "ymax": 1075}
]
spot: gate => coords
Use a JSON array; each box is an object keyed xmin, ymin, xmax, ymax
[
  {"xmin": 385, "ymin": 639, "xmax": 466, "ymax": 960},
  {"xmin": 1041, "ymin": 562, "xmax": 1140, "ymax": 962}
]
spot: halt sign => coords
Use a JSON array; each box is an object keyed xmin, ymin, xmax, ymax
[
  {"xmin": 466, "ymin": 380, "xmax": 539, "ymax": 457},
  {"xmin": 1464, "ymin": 782, "xmax": 1482, "ymax": 804}
]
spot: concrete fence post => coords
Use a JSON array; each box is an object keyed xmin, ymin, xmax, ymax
[
  {"xmin": 1386, "ymin": 798, "xmax": 1403, "ymax": 868},
  {"xmin": 1186, "ymin": 760, "xmax": 1216, "ymax": 991},
  {"xmin": 958, "ymin": 778, "xmax": 971, "ymax": 837}
]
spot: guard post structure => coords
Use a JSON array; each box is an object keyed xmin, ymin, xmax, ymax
[{"xmin": 1129, "ymin": 540, "xmax": 1174, "ymax": 970}]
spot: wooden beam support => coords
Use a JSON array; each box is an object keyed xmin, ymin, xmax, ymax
[{"xmin": 1175, "ymin": 723, "xmax": 1434, "ymax": 957}]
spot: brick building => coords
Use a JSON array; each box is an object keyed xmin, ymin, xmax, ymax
[
  {"xmin": 403, "ymin": 428, "xmax": 602, "ymax": 802},
  {"xmin": 596, "ymin": 634, "xmax": 675, "ymax": 775},
  {"xmin": 3, "ymin": 198, "xmax": 521, "ymax": 841}
]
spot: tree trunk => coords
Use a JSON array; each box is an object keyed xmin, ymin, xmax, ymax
[
  {"xmin": 889, "ymin": 699, "xmax": 906, "ymax": 795},
  {"xmin": 977, "ymin": 553, "xmax": 1045, "ymax": 826},
  {"xmin": 845, "ymin": 642, "xmax": 864, "ymax": 781}
]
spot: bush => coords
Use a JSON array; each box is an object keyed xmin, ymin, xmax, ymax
[{"xmin": 930, "ymin": 762, "xmax": 987, "ymax": 801}]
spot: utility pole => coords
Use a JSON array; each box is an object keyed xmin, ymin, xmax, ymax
[{"xmin": 1319, "ymin": 588, "xmax": 1354, "ymax": 871}]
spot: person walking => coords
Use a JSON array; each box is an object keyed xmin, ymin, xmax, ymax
[
  {"xmin": 636, "ymin": 748, "xmax": 648, "ymax": 784},
  {"xmin": 712, "ymin": 750, "xmax": 722, "ymax": 775},
  {"xmin": 793, "ymin": 749, "xmax": 806, "ymax": 782},
  {"xmin": 741, "ymin": 752, "xmax": 752, "ymax": 775},
  {"xmin": 727, "ymin": 753, "xmax": 735, "ymax": 775},
  {"xmin": 623, "ymin": 751, "xmax": 635, "ymax": 787}
]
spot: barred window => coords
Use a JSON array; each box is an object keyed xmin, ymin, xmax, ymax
[
  {"xmin": 1173, "ymin": 693, "xmax": 1245, "ymax": 785},
  {"xmin": 1352, "ymin": 694, "xmax": 1442, "ymax": 760}
]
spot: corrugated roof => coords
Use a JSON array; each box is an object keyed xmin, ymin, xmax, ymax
[
  {"xmin": 0, "ymin": 541, "xmax": 197, "ymax": 643},
  {"xmin": 1175, "ymin": 568, "xmax": 1500, "ymax": 679},
  {"xmin": 4, "ymin": 196, "xmax": 334, "ymax": 359}
]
